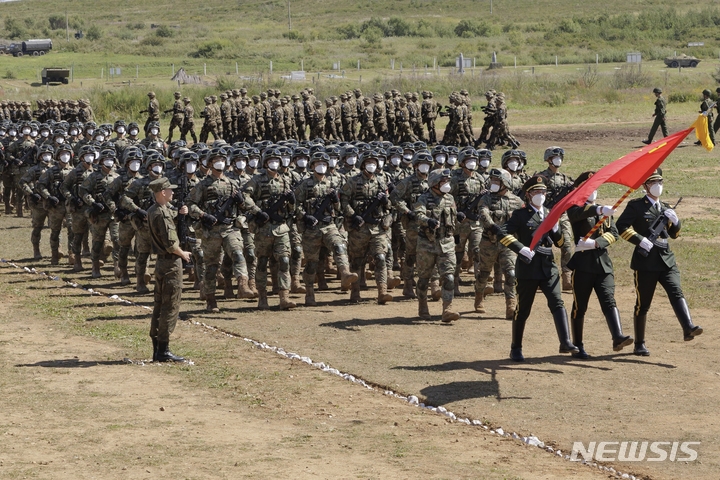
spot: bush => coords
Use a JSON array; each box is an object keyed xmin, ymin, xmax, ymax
[
  {"xmin": 192, "ymin": 40, "xmax": 226, "ymax": 58},
  {"xmin": 140, "ymin": 36, "xmax": 164, "ymax": 46},
  {"xmin": 85, "ymin": 25, "xmax": 103, "ymax": 41},
  {"xmin": 454, "ymin": 19, "xmax": 491, "ymax": 38},
  {"xmin": 610, "ymin": 65, "xmax": 651, "ymax": 89},
  {"xmin": 4, "ymin": 70, "xmax": 15, "ymax": 80},
  {"xmin": 668, "ymin": 92, "xmax": 693, "ymax": 103},
  {"xmin": 128, "ymin": 22, "xmax": 145, "ymax": 30},
  {"xmin": 48, "ymin": 14, "xmax": 65, "ymax": 30},
  {"xmin": 4, "ymin": 18, "xmax": 25, "ymax": 39},
  {"xmin": 155, "ymin": 25, "xmax": 175, "ymax": 38}
]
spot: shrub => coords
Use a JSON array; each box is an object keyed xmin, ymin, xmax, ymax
[
  {"xmin": 140, "ymin": 36, "xmax": 164, "ymax": 46},
  {"xmin": 668, "ymin": 92, "xmax": 693, "ymax": 103},
  {"xmin": 48, "ymin": 15, "xmax": 65, "ymax": 30},
  {"xmin": 85, "ymin": 25, "xmax": 103, "ymax": 41},
  {"xmin": 192, "ymin": 40, "xmax": 226, "ymax": 58},
  {"xmin": 155, "ymin": 25, "xmax": 174, "ymax": 38},
  {"xmin": 4, "ymin": 70, "xmax": 16, "ymax": 80},
  {"xmin": 454, "ymin": 19, "xmax": 491, "ymax": 38}
]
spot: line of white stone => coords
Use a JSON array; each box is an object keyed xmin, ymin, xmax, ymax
[{"xmin": 0, "ymin": 258, "xmax": 638, "ymax": 480}]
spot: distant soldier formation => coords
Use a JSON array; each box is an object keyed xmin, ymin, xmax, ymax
[{"xmin": 0, "ymin": 86, "xmax": 704, "ymax": 362}]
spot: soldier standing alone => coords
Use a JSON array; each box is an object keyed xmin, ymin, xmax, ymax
[{"xmin": 642, "ymin": 87, "xmax": 668, "ymax": 145}]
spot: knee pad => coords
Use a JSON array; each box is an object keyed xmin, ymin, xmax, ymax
[
  {"xmin": 333, "ymin": 244, "xmax": 347, "ymax": 256},
  {"xmin": 257, "ymin": 256, "xmax": 269, "ymax": 271},
  {"xmin": 277, "ymin": 256, "xmax": 290, "ymax": 272},
  {"xmin": 374, "ymin": 253, "xmax": 386, "ymax": 266},
  {"xmin": 50, "ymin": 230, "xmax": 60, "ymax": 242},
  {"xmin": 417, "ymin": 278, "xmax": 429, "ymax": 292},
  {"xmin": 245, "ymin": 248, "xmax": 255, "ymax": 263},
  {"xmin": 291, "ymin": 245, "xmax": 303, "ymax": 260},
  {"xmin": 137, "ymin": 252, "xmax": 150, "ymax": 263},
  {"xmin": 305, "ymin": 261, "xmax": 319, "ymax": 275},
  {"xmin": 443, "ymin": 274, "xmax": 455, "ymax": 291},
  {"xmin": 405, "ymin": 255, "xmax": 416, "ymax": 268},
  {"xmin": 351, "ymin": 257, "xmax": 365, "ymax": 271},
  {"xmin": 231, "ymin": 250, "xmax": 245, "ymax": 266},
  {"xmin": 507, "ymin": 269, "xmax": 515, "ymax": 278}
]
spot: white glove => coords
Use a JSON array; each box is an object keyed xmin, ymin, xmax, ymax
[
  {"xmin": 551, "ymin": 222, "xmax": 560, "ymax": 233},
  {"xmin": 663, "ymin": 209, "xmax": 678, "ymax": 225},
  {"xmin": 639, "ymin": 237, "xmax": 653, "ymax": 252},
  {"xmin": 575, "ymin": 238, "xmax": 597, "ymax": 252},
  {"xmin": 519, "ymin": 246, "xmax": 535, "ymax": 261},
  {"xmin": 596, "ymin": 205, "xmax": 616, "ymax": 217}
]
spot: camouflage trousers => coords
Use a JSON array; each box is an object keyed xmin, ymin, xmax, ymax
[
  {"xmin": 89, "ymin": 213, "xmax": 119, "ymax": 261},
  {"xmin": 180, "ymin": 121, "xmax": 197, "ymax": 143},
  {"xmin": 201, "ymin": 226, "xmax": 247, "ymax": 296},
  {"xmin": 416, "ymin": 236, "xmax": 456, "ymax": 303},
  {"xmin": 118, "ymin": 219, "xmax": 136, "ymax": 247},
  {"xmin": 301, "ymin": 223, "xmax": 349, "ymax": 282},
  {"xmin": 150, "ymin": 255, "xmax": 182, "ymax": 342},
  {"xmin": 47, "ymin": 205, "xmax": 72, "ymax": 253},
  {"xmin": 254, "ymin": 223, "xmax": 291, "ymax": 292},
  {"xmin": 70, "ymin": 209, "xmax": 89, "ymax": 256},
  {"xmin": 29, "ymin": 204, "xmax": 48, "ymax": 246},
  {"xmin": 454, "ymin": 223, "xmax": 482, "ymax": 290},
  {"xmin": 559, "ymin": 213, "xmax": 574, "ymax": 273},
  {"xmin": 168, "ymin": 116, "xmax": 184, "ymax": 141},
  {"xmin": 347, "ymin": 224, "xmax": 387, "ymax": 286},
  {"xmin": 400, "ymin": 225, "xmax": 419, "ymax": 283},
  {"xmin": 475, "ymin": 237, "xmax": 517, "ymax": 299}
]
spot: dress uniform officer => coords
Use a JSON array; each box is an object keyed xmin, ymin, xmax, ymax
[
  {"xmin": 567, "ymin": 171, "xmax": 633, "ymax": 358},
  {"xmin": 615, "ymin": 168, "xmax": 703, "ymax": 356},
  {"xmin": 499, "ymin": 175, "xmax": 578, "ymax": 361}
]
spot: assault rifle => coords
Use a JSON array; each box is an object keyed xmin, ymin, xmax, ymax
[
  {"xmin": 459, "ymin": 189, "xmax": 487, "ymax": 222},
  {"xmin": 306, "ymin": 190, "xmax": 337, "ymax": 229},
  {"xmin": 176, "ymin": 175, "xmax": 196, "ymax": 268},
  {"xmin": 212, "ymin": 186, "xmax": 244, "ymax": 226},
  {"xmin": 352, "ymin": 192, "xmax": 386, "ymax": 229},
  {"xmin": 639, "ymin": 197, "xmax": 682, "ymax": 258},
  {"xmin": 544, "ymin": 183, "xmax": 575, "ymax": 210}
]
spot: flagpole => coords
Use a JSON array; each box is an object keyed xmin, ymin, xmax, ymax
[{"xmin": 582, "ymin": 187, "xmax": 635, "ymax": 241}]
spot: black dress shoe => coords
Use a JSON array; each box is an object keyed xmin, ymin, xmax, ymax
[
  {"xmin": 156, "ymin": 341, "xmax": 185, "ymax": 363},
  {"xmin": 684, "ymin": 325, "xmax": 703, "ymax": 341},
  {"xmin": 559, "ymin": 341, "xmax": 580, "ymax": 354},
  {"xmin": 510, "ymin": 346, "xmax": 525, "ymax": 362},
  {"xmin": 641, "ymin": 139, "xmax": 651, "ymax": 145},
  {"xmin": 612, "ymin": 336, "xmax": 634, "ymax": 351},
  {"xmin": 571, "ymin": 344, "xmax": 589, "ymax": 359},
  {"xmin": 633, "ymin": 342, "xmax": 650, "ymax": 356}
]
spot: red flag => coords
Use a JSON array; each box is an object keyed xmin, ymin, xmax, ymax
[{"xmin": 529, "ymin": 127, "xmax": 693, "ymax": 250}]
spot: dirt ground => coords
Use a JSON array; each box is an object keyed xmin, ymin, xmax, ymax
[{"xmin": 0, "ymin": 125, "xmax": 717, "ymax": 479}]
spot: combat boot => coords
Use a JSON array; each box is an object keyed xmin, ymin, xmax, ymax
[
  {"xmin": 15, "ymin": 202, "xmax": 23, "ymax": 218},
  {"xmin": 198, "ymin": 282, "xmax": 206, "ymax": 301},
  {"xmin": 4, "ymin": 202, "xmax": 11, "ymax": 215},
  {"xmin": 430, "ymin": 280, "xmax": 442, "ymax": 301},
  {"xmin": 377, "ymin": 283, "xmax": 393, "ymax": 305},
  {"xmin": 236, "ymin": 276, "xmax": 257, "ymax": 299},
  {"xmin": 216, "ymin": 272, "xmax": 226, "ymax": 289},
  {"xmin": 505, "ymin": 297, "xmax": 516, "ymax": 320},
  {"xmin": 119, "ymin": 267, "xmax": 130, "ymax": 286},
  {"xmin": 402, "ymin": 281, "xmax": 417, "ymax": 299},
  {"xmin": 82, "ymin": 237, "xmax": 90, "ymax": 257},
  {"xmin": 91, "ymin": 259, "xmax": 102, "ymax": 278},
  {"xmin": 33, "ymin": 243, "xmax": 42, "ymax": 260},
  {"xmin": 136, "ymin": 264, "xmax": 150, "ymax": 294},
  {"xmin": 50, "ymin": 248, "xmax": 60, "ymax": 266},
  {"xmin": 67, "ymin": 252, "xmax": 75, "ymax": 266},
  {"xmin": 73, "ymin": 254, "xmax": 83, "ymax": 272},
  {"xmin": 441, "ymin": 300, "xmax": 460, "ymax": 323},
  {"xmin": 257, "ymin": 290, "xmax": 269, "ymax": 310},
  {"xmin": 113, "ymin": 260, "xmax": 121, "ymax": 279},
  {"xmin": 561, "ymin": 271, "xmax": 573, "ymax": 292},
  {"xmin": 278, "ymin": 289, "xmax": 297, "ymax": 310},
  {"xmin": 318, "ymin": 273, "xmax": 329, "ymax": 291},
  {"xmin": 474, "ymin": 291, "xmax": 485, "ymax": 313},
  {"xmin": 151, "ymin": 337, "xmax": 158, "ymax": 362},
  {"xmin": 339, "ymin": 264, "xmax": 358, "ymax": 290},
  {"xmin": 418, "ymin": 297, "xmax": 431, "ymax": 320},
  {"xmin": 247, "ymin": 277, "xmax": 258, "ymax": 296},
  {"xmin": 304, "ymin": 283, "xmax": 317, "ymax": 306},
  {"xmin": 223, "ymin": 278, "xmax": 234, "ymax": 299},
  {"xmin": 156, "ymin": 341, "xmax": 185, "ymax": 363},
  {"xmin": 453, "ymin": 275, "xmax": 461, "ymax": 296},
  {"xmin": 205, "ymin": 293, "xmax": 220, "ymax": 313},
  {"xmin": 349, "ymin": 281, "xmax": 362, "ymax": 304},
  {"xmin": 387, "ymin": 270, "xmax": 402, "ymax": 290},
  {"xmin": 290, "ymin": 275, "xmax": 306, "ymax": 294}
]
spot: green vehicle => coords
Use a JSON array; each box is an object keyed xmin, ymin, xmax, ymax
[{"xmin": 664, "ymin": 55, "xmax": 700, "ymax": 68}]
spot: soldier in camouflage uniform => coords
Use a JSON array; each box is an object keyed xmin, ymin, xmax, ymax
[
  {"xmin": 142, "ymin": 92, "xmax": 160, "ymax": 135},
  {"xmin": 261, "ymin": 92, "xmax": 274, "ymax": 141},
  {"xmin": 421, "ymin": 91, "xmax": 439, "ymax": 144},
  {"xmin": 164, "ymin": 92, "xmax": 185, "ymax": 144},
  {"xmin": 293, "ymin": 95, "xmax": 307, "ymax": 141},
  {"xmin": 188, "ymin": 147, "xmax": 255, "ymax": 312},
  {"xmin": 19, "ymin": 145, "xmax": 53, "ymax": 259},
  {"xmin": 395, "ymin": 97, "xmax": 416, "ymax": 143},
  {"xmin": 323, "ymin": 98, "xmax": 339, "ymax": 141},
  {"xmin": 501, "ymin": 149, "xmax": 529, "ymax": 197},
  {"xmin": 37, "ymin": 145, "xmax": 75, "ymax": 265},
  {"xmin": 242, "ymin": 147, "xmax": 297, "ymax": 310},
  {"xmin": 642, "ymin": 87, "xmax": 668, "ymax": 144},
  {"xmin": 271, "ymin": 100, "xmax": 286, "ymax": 142},
  {"xmin": 6, "ymin": 122, "xmax": 35, "ymax": 218},
  {"xmin": 220, "ymin": 93, "xmax": 233, "ymax": 141},
  {"xmin": 294, "ymin": 152, "xmax": 358, "ymax": 305},
  {"xmin": 62, "ymin": 145, "xmax": 96, "ymax": 271},
  {"xmin": 341, "ymin": 152, "xmax": 393, "ymax": 304},
  {"xmin": 173, "ymin": 151, "xmax": 206, "ymax": 293},
  {"xmin": 373, "ymin": 93, "xmax": 388, "ymax": 141},
  {"xmin": 199, "ymin": 97, "xmax": 217, "ymax": 143},
  {"xmin": 310, "ymin": 100, "xmax": 324, "ymax": 139},
  {"xmin": 282, "ymin": 97, "xmax": 296, "ymax": 140},
  {"xmin": 359, "ymin": 97, "xmax": 376, "ymax": 141},
  {"xmin": 537, "ymin": 146, "xmax": 574, "ymax": 291},
  {"xmin": 474, "ymin": 168, "xmax": 523, "ymax": 318},
  {"xmin": 80, "ymin": 148, "xmax": 121, "ymax": 278},
  {"xmin": 450, "ymin": 148, "xmax": 487, "ymax": 296},
  {"xmin": 109, "ymin": 147, "xmax": 143, "ymax": 285},
  {"xmin": 414, "ymin": 169, "xmax": 460, "ymax": 322}
]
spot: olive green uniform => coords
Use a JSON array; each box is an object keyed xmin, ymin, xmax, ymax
[
  {"xmin": 647, "ymin": 95, "xmax": 668, "ymax": 142},
  {"xmin": 37, "ymin": 162, "xmax": 74, "ymax": 260}
]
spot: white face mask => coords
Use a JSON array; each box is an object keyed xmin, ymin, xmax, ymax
[
  {"xmin": 281, "ymin": 156, "xmax": 291, "ymax": 167},
  {"xmin": 507, "ymin": 160, "xmax": 519, "ymax": 172},
  {"xmin": 186, "ymin": 162, "xmax": 198, "ymax": 174},
  {"xmin": 150, "ymin": 128, "xmax": 159, "ymax": 136},
  {"xmin": 83, "ymin": 154, "xmax": 95, "ymax": 164},
  {"xmin": 55, "ymin": 137, "xmax": 65, "ymax": 144},
  {"xmin": 439, "ymin": 182, "xmax": 451, "ymax": 193},
  {"xmin": 390, "ymin": 156, "xmax": 402, "ymax": 166},
  {"xmin": 479, "ymin": 159, "xmax": 490, "ymax": 169},
  {"xmin": 40, "ymin": 131, "xmax": 50, "ymax": 138},
  {"xmin": 235, "ymin": 160, "xmax": 246, "ymax": 170},
  {"xmin": 248, "ymin": 158, "xmax": 259, "ymax": 168},
  {"xmin": 378, "ymin": 159, "xmax": 385, "ymax": 169},
  {"xmin": 69, "ymin": 129, "xmax": 78, "ymax": 136},
  {"xmin": 345, "ymin": 156, "xmax": 357, "ymax": 166},
  {"xmin": 95, "ymin": 135, "xmax": 105, "ymax": 142},
  {"xmin": 59, "ymin": 153, "xmax": 71, "ymax": 163},
  {"xmin": 151, "ymin": 164, "xmax": 163, "ymax": 174},
  {"xmin": 129, "ymin": 129, "xmax": 139, "ymax": 136},
  {"xmin": 435, "ymin": 154, "xmax": 447, "ymax": 164},
  {"xmin": 464, "ymin": 160, "xmax": 477, "ymax": 171},
  {"xmin": 490, "ymin": 183, "xmax": 501, "ymax": 193},
  {"xmin": 22, "ymin": 128, "xmax": 31, "ymax": 135},
  {"xmin": 587, "ymin": 190, "xmax": 598, "ymax": 202},
  {"xmin": 296, "ymin": 158, "xmax": 308, "ymax": 168},
  {"xmin": 31, "ymin": 130, "xmax": 38, "ymax": 137},
  {"xmin": 403, "ymin": 153, "xmax": 413, "ymax": 161},
  {"xmin": 86, "ymin": 129, "xmax": 94, "ymax": 136},
  {"xmin": 212, "ymin": 160, "xmax": 225, "ymax": 171},
  {"xmin": 648, "ymin": 183, "xmax": 663, "ymax": 197},
  {"xmin": 551, "ymin": 156, "xmax": 562, "ymax": 167},
  {"xmin": 267, "ymin": 159, "xmax": 280, "ymax": 171},
  {"xmin": 41, "ymin": 153, "xmax": 53, "ymax": 162},
  {"xmin": 364, "ymin": 163, "xmax": 377, "ymax": 173},
  {"xmin": 103, "ymin": 159, "xmax": 115, "ymax": 169},
  {"xmin": 117, "ymin": 127, "xmax": 126, "ymax": 134},
  {"xmin": 446, "ymin": 156, "xmax": 457, "ymax": 166},
  {"xmin": 418, "ymin": 163, "xmax": 431, "ymax": 174},
  {"xmin": 328, "ymin": 158, "xmax": 338, "ymax": 168},
  {"xmin": 94, "ymin": 151, "xmax": 100, "ymax": 160},
  {"xmin": 129, "ymin": 160, "xmax": 141, "ymax": 172},
  {"xmin": 531, "ymin": 193, "xmax": 546, "ymax": 207},
  {"xmin": 315, "ymin": 164, "xmax": 328, "ymax": 175}
]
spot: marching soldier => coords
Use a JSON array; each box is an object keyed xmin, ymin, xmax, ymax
[
  {"xmin": 324, "ymin": 98, "xmax": 339, "ymax": 141},
  {"xmin": 62, "ymin": 145, "xmax": 96, "ymax": 271},
  {"xmin": 309, "ymin": 100, "xmax": 324, "ymax": 140},
  {"xmin": 567, "ymin": 171, "xmax": 633, "ymax": 358},
  {"xmin": 180, "ymin": 97, "xmax": 197, "ymax": 144},
  {"xmin": 616, "ymin": 168, "xmax": 703, "ymax": 356},
  {"xmin": 359, "ymin": 97, "xmax": 376, "ymax": 141},
  {"xmin": 414, "ymin": 169, "xmax": 460, "ymax": 322},
  {"xmin": 421, "ymin": 91, "xmax": 439, "ymax": 144},
  {"xmin": 141, "ymin": 92, "xmax": 160, "ymax": 135},
  {"xmin": 37, "ymin": 144, "xmax": 75, "ymax": 265},
  {"xmin": 253, "ymin": 95, "xmax": 266, "ymax": 141},
  {"xmin": 6, "ymin": 122, "xmax": 35, "ymax": 218},
  {"xmin": 642, "ymin": 87, "xmax": 667, "ymax": 145},
  {"xmin": 19, "ymin": 145, "xmax": 53, "ymax": 259},
  {"xmin": 477, "ymin": 91, "xmax": 496, "ymax": 147},
  {"xmin": 164, "ymin": 92, "xmax": 185, "ymax": 144},
  {"xmin": 220, "ymin": 93, "xmax": 233, "ymax": 141},
  {"xmin": 110, "ymin": 147, "xmax": 143, "ymax": 285},
  {"xmin": 699, "ymin": 89, "xmax": 715, "ymax": 146},
  {"xmin": 293, "ymin": 95, "xmax": 307, "ymax": 141},
  {"xmin": 499, "ymin": 175, "xmax": 578, "ymax": 361}
]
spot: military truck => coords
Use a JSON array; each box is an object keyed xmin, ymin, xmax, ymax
[
  {"xmin": 41, "ymin": 68, "xmax": 70, "ymax": 85},
  {"xmin": 8, "ymin": 39, "xmax": 53, "ymax": 57},
  {"xmin": 664, "ymin": 54, "xmax": 700, "ymax": 68}
]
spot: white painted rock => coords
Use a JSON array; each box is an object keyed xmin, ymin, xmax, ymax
[{"xmin": 407, "ymin": 395, "xmax": 419, "ymax": 405}]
